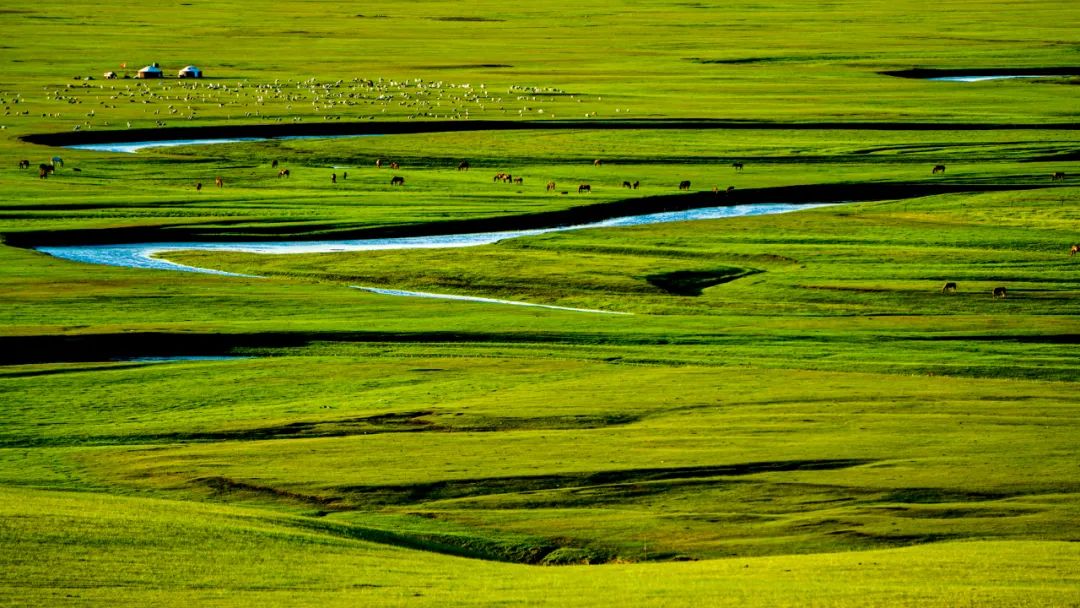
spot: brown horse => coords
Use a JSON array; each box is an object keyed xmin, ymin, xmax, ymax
[
  {"xmin": 458, "ymin": 161, "xmax": 470, "ymax": 171},
  {"xmin": 493, "ymin": 172, "xmax": 513, "ymax": 183},
  {"xmin": 1070, "ymin": 244, "xmax": 1079, "ymax": 256},
  {"xmin": 278, "ymin": 169, "xmax": 290, "ymax": 178},
  {"xmin": 390, "ymin": 161, "xmax": 400, "ymax": 170},
  {"xmin": 390, "ymin": 176, "xmax": 405, "ymax": 186},
  {"xmin": 1052, "ymin": 171, "xmax": 1066, "ymax": 181},
  {"xmin": 578, "ymin": 184, "xmax": 591, "ymax": 193},
  {"xmin": 993, "ymin": 287, "xmax": 1007, "ymax": 299},
  {"xmin": 215, "ymin": 176, "xmax": 224, "ymax": 188},
  {"xmin": 932, "ymin": 165, "xmax": 946, "ymax": 174},
  {"xmin": 546, "ymin": 181, "xmax": 556, "ymax": 192},
  {"xmin": 678, "ymin": 180, "xmax": 691, "ymax": 190},
  {"xmin": 941, "ymin": 282, "xmax": 957, "ymax": 293},
  {"xmin": 593, "ymin": 159, "xmax": 603, "ymax": 167},
  {"xmin": 38, "ymin": 163, "xmax": 54, "ymax": 179},
  {"xmin": 513, "ymin": 177, "xmax": 523, "ymax": 185}
]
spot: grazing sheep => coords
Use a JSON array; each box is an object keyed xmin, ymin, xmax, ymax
[{"xmin": 593, "ymin": 159, "xmax": 603, "ymax": 166}]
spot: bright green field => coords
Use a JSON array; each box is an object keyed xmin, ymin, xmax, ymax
[{"xmin": 2, "ymin": 1, "xmax": 1080, "ymax": 606}]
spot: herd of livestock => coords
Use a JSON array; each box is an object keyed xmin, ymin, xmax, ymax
[{"xmin": 14, "ymin": 155, "xmax": 1074, "ymax": 292}]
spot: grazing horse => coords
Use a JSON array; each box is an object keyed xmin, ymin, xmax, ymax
[
  {"xmin": 215, "ymin": 176, "xmax": 223, "ymax": 188},
  {"xmin": 593, "ymin": 159, "xmax": 603, "ymax": 167},
  {"xmin": 331, "ymin": 173, "xmax": 337, "ymax": 184},
  {"xmin": 458, "ymin": 161, "xmax": 470, "ymax": 171},
  {"xmin": 1052, "ymin": 171, "xmax": 1066, "ymax": 181},
  {"xmin": 932, "ymin": 164, "xmax": 946, "ymax": 174},
  {"xmin": 726, "ymin": 186, "xmax": 735, "ymax": 193},
  {"xmin": 678, "ymin": 180, "xmax": 691, "ymax": 190},
  {"xmin": 546, "ymin": 181, "xmax": 556, "ymax": 192},
  {"xmin": 196, "ymin": 182, "xmax": 203, "ymax": 191},
  {"xmin": 1070, "ymin": 244, "xmax": 1079, "ymax": 256},
  {"xmin": 993, "ymin": 287, "xmax": 1007, "ymax": 299},
  {"xmin": 389, "ymin": 161, "xmax": 400, "ymax": 170},
  {"xmin": 51, "ymin": 156, "xmax": 63, "ymax": 168},
  {"xmin": 278, "ymin": 169, "xmax": 290, "ymax": 178},
  {"xmin": 732, "ymin": 162, "xmax": 743, "ymax": 171},
  {"xmin": 271, "ymin": 160, "xmax": 279, "ymax": 168},
  {"xmin": 493, "ymin": 172, "xmax": 512, "ymax": 183},
  {"xmin": 578, "ymin": 184, "xmax": 591, "ymax": 193},
  {"xmin": 623, "ymin": 181, "xmax": 632, "ymax": 189},
  {"xmin": 941, "ymin": 282, "xmax": 957, "ymax": 293},
  {"xmin": 390, "ymin": 176, "xmax": 405, "ymax": 186},
  {"xmin": 375, "ymin": 159, "xmax": 383, "ymax": 168},
  {"xmin": 513, "ymin": 177, "xmax": 523, "ymax": 185},
  {"xmin": 38, "ymin": 163, "xmax": 54, "ymax": 178},
  {"xmin": 18, "ymin": 159, "xmax": 30, "ymax": 169},
  {"xmin": 632, "ymin": 180, "xmax": 640, "ymax": 189}
]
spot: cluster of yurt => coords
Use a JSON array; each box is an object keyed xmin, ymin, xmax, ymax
[{"xmin": 132, "ymin": 63, "xmax": 204, "ymax": 79}]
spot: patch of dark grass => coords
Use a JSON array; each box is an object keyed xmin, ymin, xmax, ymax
[{"xmin": 645, "ymin": 267, "xmax": 762, "ymax": 296}]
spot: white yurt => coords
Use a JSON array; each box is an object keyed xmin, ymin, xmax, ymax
[
  {"xmin": 137, "ymin": 63, "xmax": 163, "ymax": 79},
  {"xmin": 178, "ymin": 65, "xmax": 203, "ymax": 78}
]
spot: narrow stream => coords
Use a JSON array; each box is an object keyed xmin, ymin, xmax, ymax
[{"xmin": 37, "ymin": 203, "xmax": 828, "ymax": 275}]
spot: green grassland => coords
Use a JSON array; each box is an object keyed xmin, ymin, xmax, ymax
[{"xmin": 2, "ymin": 1, "xmax": 1080, "ymax": 606}]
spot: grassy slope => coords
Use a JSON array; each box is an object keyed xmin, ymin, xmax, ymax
[{"xmin": 2, "ymin": 0, "xmax": 1080, "ymax": 605}]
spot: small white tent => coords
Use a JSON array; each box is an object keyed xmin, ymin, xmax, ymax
[
  {"xmin": 178, "ymin": 65, "xmax": 203, "ymax": 78},
  {"xmin": 137, "ymin": 63, "xmax": 163, "ymax": 79}
]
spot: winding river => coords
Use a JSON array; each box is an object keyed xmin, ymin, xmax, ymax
[{"xmin": 39, "ymin": 136, "xmax": 831, "ymax": 314}]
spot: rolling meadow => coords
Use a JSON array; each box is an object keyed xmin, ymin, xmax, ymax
[{"xmin": 1, "ymin": 1, "xmax": 1079, "ymax": 605}]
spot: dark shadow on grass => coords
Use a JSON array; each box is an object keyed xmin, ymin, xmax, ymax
[{"xmin": 645, "ymin": 267, "xmax": 762, "ymax": 296}]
